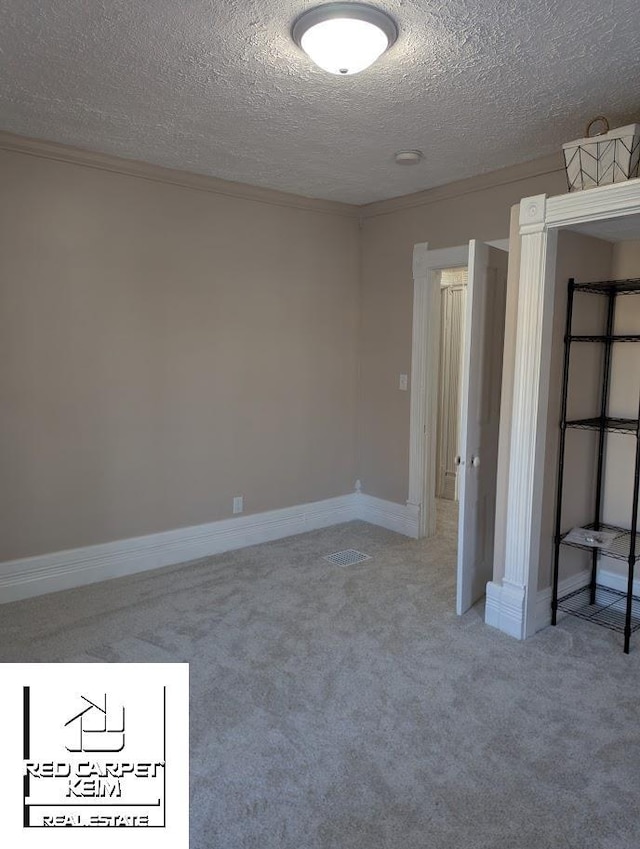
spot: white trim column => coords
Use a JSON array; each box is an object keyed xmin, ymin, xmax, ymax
[
  {"xmin": 485, "ymin": 195, "xmax": 558, "ymax": 638},
  {"xmin": 408, "ymin": 243, "xmax": 431, "ymax": 535}
]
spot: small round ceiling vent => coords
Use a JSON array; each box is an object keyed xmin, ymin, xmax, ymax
[{"xmin": 394, "ymin": 150, "xmax": 424, "ymax": 165}]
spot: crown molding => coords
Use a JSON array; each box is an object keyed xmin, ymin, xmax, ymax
[
  {"xmin": 359, "ymin": 152, "xmax": 565, "ymax": 219},
  {"xmin": 0, "ymin": 131, "xmax": 360, "ymax": 218},
  {"xmin": 0, "ymin": 131, "xmax": 567, "ymax": 219}
]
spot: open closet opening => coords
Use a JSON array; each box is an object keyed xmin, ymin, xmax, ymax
[
  {"xmin": 486, "ymin": 184, "xmax": 640, "ymax": 644},
  {"xmin": 543, "ymin": 230, "xmax": 640, "ymax": 651}
]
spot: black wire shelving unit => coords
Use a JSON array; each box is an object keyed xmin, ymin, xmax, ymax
[{"xmin": 552, "ymin": 277, "xmax": 640, "ymax": 653}]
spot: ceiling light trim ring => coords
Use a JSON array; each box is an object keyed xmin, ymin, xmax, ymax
[{"xmin": 292, "ymin": 3, "xmax": 398, "ymax": 52}]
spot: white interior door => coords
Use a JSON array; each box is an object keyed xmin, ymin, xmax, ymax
[{"xmin": 456, "ymin": 241, "xmax": 508, "ymax": 614}]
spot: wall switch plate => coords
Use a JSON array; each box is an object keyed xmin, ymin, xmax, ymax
[
  {"xmin": 233, "ymin": 496, "xmax": 243, "ymax": 514},
  {"xmin": 399, "ymin": 374, "xmax": 408, "ymax": 391}
]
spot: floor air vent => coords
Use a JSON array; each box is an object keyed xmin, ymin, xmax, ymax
[{"xmin": 324, "ymin": 549, "xmax": 371, "ymax": 567}]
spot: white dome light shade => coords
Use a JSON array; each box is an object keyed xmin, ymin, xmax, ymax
[
  {"xmin": 292, "ymin": 4, "xmax": 398, "ymax": 76},
  {"xmin": 301, "ymin": 18, "xmax": 387, "ymax": 75}
]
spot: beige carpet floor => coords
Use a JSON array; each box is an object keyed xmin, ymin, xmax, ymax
[{"xmin": 1, "ymin": 500, "xmax": 639, "ymax": 848}]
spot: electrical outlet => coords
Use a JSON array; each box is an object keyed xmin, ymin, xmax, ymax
[
  {"xmin": 233, "ymin": 496, "xmax": 243, "ymax": 514},
  {"xmin": 399, "ymin": 374, "xmax": 408, "ymax": 391}
]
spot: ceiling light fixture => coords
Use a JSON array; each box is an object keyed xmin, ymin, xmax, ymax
[{"xmin": 292, "ymin": 3, "xmax": 398, "ymax": 76}]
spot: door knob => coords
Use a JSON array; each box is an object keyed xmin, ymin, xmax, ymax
[
  {"xmin": 472, "ymin": 455, "xmax": 480, "ymax": 468},
  {"xmin": 454, "ymin": 456, "xmax": 464, "ymax": 466}
]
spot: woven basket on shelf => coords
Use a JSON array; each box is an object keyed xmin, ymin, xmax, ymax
[{"xmin": 563, "ymin": 117, "xmax": 640, "ymax": 192}]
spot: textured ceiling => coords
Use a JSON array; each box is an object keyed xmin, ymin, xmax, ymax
[
  {"xmin": 570, "ymin": 213, "xmax": 640, "ymax": 244},
  {"xmin": 0, "ymin": 0, "xmax": 638, "ymax": 204}
]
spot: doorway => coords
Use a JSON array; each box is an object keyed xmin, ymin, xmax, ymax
[{"xmin": 409, "ymin": 241, "xmax": 509, "ymax": 615}]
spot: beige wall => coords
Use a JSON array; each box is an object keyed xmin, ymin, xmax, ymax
[
  {"xmin": 0, "ymin": 147, "xmax": 360, "ymax": 561},
  {"xmin": 0, "ymin": 137, "xmax": 584, "ymax": 567},
  {"xmin": 603, "ymin": 239, "xmax": 640, "ymax": 571},
  {"xmin": 357, "ymin": 156, "xmax": 568, "ymax": 504},
  {"xmin": 612, "ymin": 240, "xmax": 640, "ymax": 277}
]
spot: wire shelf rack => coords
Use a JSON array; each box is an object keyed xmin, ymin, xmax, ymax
[
  {"xmin": 565, "ymin": 417, "xmax": 639, "ymax": 435},
  {"xmin": 552, "ymin": 276, "xmax": 640, "ymax": 652},
  {"xmin": 559, "ymin": 522, "xmax": 640, "ymax": 563},
  {"xmin": 573, "ymin": 278, "xmax": 640, "ymax": 295},
  {"xmin": 557, "ymin": 584, "xmax": 640, "ymax": 634},
  {"xmin": 569, "ymin": 334, "xmax": 640, "ymax": 343}
]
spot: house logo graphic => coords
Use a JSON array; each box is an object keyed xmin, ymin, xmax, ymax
[{"xmin": 64, "ymin": 694, "xmax": 126, "ymax": 753}]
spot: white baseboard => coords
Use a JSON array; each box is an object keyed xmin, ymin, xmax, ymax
[
  {"xmin": 0, "ymin": 490, "xmax": 423, "ymax": 605},
  {"xmin": 535, "ymin": 567, "xmax": 640, "ymax": 632},
  {"xmin": 356, "ymin": 494, "xmax": 420, "ymax": 538},
  {"xmin": 535, "ymin": 569, "xmax": 590, "ymax": 632},
  {"xmin": 0, "ymin": 494, "xmax": 359, "ymax": 604},
  {"xmin": 598, "ymin": 566, "xmax": 640, "ymax": 597}
]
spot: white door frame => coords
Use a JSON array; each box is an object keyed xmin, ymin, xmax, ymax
[
  {"xmin": 409, "ymin": 244, "xmax": 469, "ymax": 538},
  {"xmin": 486, "ymin": 179, "xmax": 640, "ymax": 640}
]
